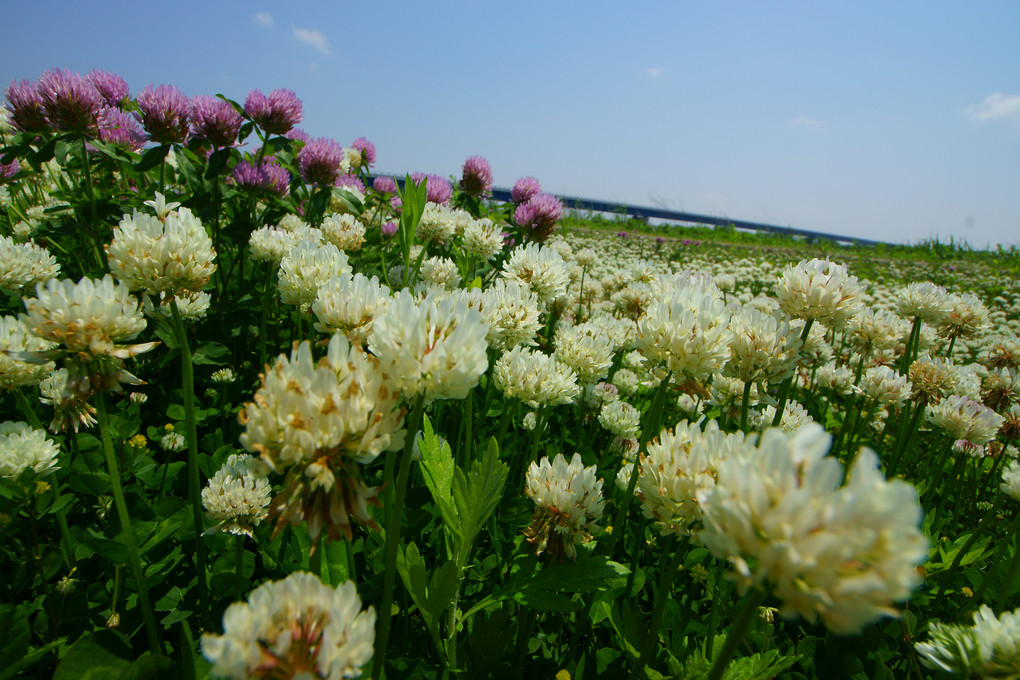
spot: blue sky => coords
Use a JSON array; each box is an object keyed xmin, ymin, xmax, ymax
[{"xmin": 3, "ymin": 1, "xmax": 1019, "ymax": 247}]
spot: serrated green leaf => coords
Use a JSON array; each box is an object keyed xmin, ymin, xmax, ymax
[
  {"xmin": 418, "ymin": 416, "xmax": 458, "ymax": 533},
  {"xmin": 452, "ymin": 438, "xmax": 507, "ymax": 553},
  {"xmin": 396, "ymin": 542, "xmax": 428, "ymax": 615},
  {"xmin": 53, "ymin": 631, "xmax": 133, "ymax": 680},
  {"xmin": 117, "ymin": 653, "xmax": 174, "ymax": 680},
  {"xmin": 425, "ymin": 560, "xmax": 460, "ymax": 623}
]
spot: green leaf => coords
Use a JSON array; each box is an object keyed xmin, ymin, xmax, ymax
[
  {"xmin": 204, "ymin": 148, "xmax": 231, "ymax": 180},
  {"xmin": 425, "ymin": 559, "xmax": 460, "ymax": 623},
  {"xmin": 451, "ymin": 438, "xmax": 508, "ymax": 552},
  {"xmin": 396, "ymin": 542, "xmax": 429, "ymax": 613},
  {"xmin": 136, "ymin": 145, "xmax": 170, "ymax": 173},
  {"xmin": 417, "ymin": 415, "xmax": 457, "ymax": 533},
  {"xmin": 324, "ymin": 540, "xmax": 350, "ymax": 585},
  {"xmin": 333, "ymin": 188, "xmax": 364, "ymax": 215},
  {"xmin": 192, "ymin": 341, "xmax": 230, "ymax": 366},
  {"xmin": 53, "ymin": 631, "xmax": 133, "ymax": 680},
  {"xmin": 0, "ymin": 605, "xmax": 30, "ymax": 678},
  {"xmin": 117, "ymin": 653, "xmax": 174, "ymax": 680}
]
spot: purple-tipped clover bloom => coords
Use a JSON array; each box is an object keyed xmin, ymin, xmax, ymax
[
  {"xmin": 0, "ymin": 158, "xmax": 19, "ymax": 181},
  {"xmin": 350, "ymin": 137, "xmax": 376, "ymax": 167},
  {"xmin": 5, "ymin": 79, "xmax": 49, "ymax": 133},
  {"xmin": 190, "ymin": 95, "xmax": 243, "ymax": 148},
  {"xmin": 97, "ymin": 108, "xmax": 146, "ymax": 152},
  {"xmin": 244, "ymin": 88, "xmax": 303, "ymax": 135},
  {"xmin": 460, "ymin": 155, "xmax": 493, "ymax": 197},
  {"xmin": 297, "ymin": 137, "xmax": 344, "ymax": 186},
  {"xmin": 87, "ymin": 70, "xmax": 130, "ymax": 108},
  {"xmin": 36, "ymin": 68, "xmax": 103, "ymax": 133},
  {"xmin": 286, "ymin": 128, "xmax": 311, "ymax": 145},
  {"xmin": 381, "ymin": 221, "xmax": 399, "ymax": 238},
  {"xmin": 231, "ymin": 157, "xmax": 290, "ymax": 197},
  {"xmin": 373, "ymin": 176, "xmax": 398, "ymax": 195},
  {"xmin": 411, "ymin": 172, "xmax": 453, "ymax": 205},
  {"xmin": 137, "ymin": 84, "xmax": 190, "ymax": 144},
  {"xmin": 512, "ymin": 176, "xmax": 542, "ymax": 204},
  {"xmin": 514, "ymin": 193, "xmax": 563, "ymax": 243},
  {"xmin": 335, "ymin": 174, "xmax": 365, "ymax": 194}
]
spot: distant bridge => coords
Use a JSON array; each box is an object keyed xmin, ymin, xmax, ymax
[{"xmin": 369, "ymin": 174, "xmax": 885, "ymax": 247}]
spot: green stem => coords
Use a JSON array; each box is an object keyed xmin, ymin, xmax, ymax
[
  {"xmin": 169, "ymin": 298, "xmax": 210, "ymax": 627},
  {"xmin": 373, "ymin": 394, "xmax": 427, "ymax": 680},
  {"xmin": 888, "ymin": 403, "xmax": 926, "ymax": 478},
  {"xmin": 739, "ymin": 380, "xmax": 752, "ymax": 433},
  {"xmin": 630, "ymin": 538, "xmax": 687, "ymax": 679},
  {"xmin": 96, "ymin": 392, "xmax": 162, "ymax": 655},
  {"xmin": 772, "ymin": 320, "xmax": 813, "ymax": 427},
  {"xmin": 707, "ymin": 588, "xmax": 767, "ymax": 680},
  {"xmin": 934, "ymin": 501, "xmax": 998, "ymax": 610}
]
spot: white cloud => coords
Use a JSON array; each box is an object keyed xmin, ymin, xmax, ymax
[
  {"xmin": 790, "ymin": 114, "xmax": 823, "ymax": 130},
  {"xmin": 252, "ymin": 12, "xmax": 274, "ymax": 29},
  {"xmin": 292, "ymin": 24, "xmax": 331, "ymax": 55},
  {"xmin": 967, "ymin": 93, "xmax": 1020, "ymax": 124},
  {"xmin": 646, "ymin": 67, "xmax": 664, "ymax": 80}
]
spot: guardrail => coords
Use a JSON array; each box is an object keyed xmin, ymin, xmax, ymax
[{"xmin": 369, "ymin": 174, "xmax": 885, "ymax": 247}]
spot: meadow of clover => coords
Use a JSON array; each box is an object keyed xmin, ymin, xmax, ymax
[{"xmin": 3, "ymin": 68, "xmax": 1020, "ymax": 680}]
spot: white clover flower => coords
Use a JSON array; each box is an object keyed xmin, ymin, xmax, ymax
[
  {"xmin": 927, "ymin": 394, "xmax": 1004, "ymax": 446},
  {"xmin": 896, "ymin": 281, "xmax": 953, "ymax": 325},
  {"xmin": 321, "ymin": 213, "xmax": 366, "ymax": 252},
  {"xmin": 211, "ymin": 368, "xmax": 236, "ymax": 384},
  {"xmin": 700, "ymin": 424, "xmax": 928, "ymax": 634},
  {"xmin": 107, "ymin": 204, "xmax": 216, "ymax": 296},
  {"xmin": 941, "ymin": 292, "xmax": 992, "ymax": 340},
  {"xmin": 524, "ymin": 453, "xmax": 605, "ymax": 561},
  {"xmin": 635, "ymin": 281, "xmax": 732, "ymax": 382},
  {"xmin": 312, "ymin": 273, "xmax": 391, "ymax": 345},
  {"xmin": 1001, "ymin": 460, "xmax": 1020, "ymax": 501},
  {"xmin": 751, "ymin": 399, "xmax": 815, "ymax": 432},
  {"xmin": 502, "ymin": 242, "xmax": 571, "ymax": 305},
  {"xmin": 775, "ymin": 258, "xmax": 865, "ymax": 329},
  {"xmin": 553, "ymin": 324, "xmax": 614, "ymax": 386},
  {"xmin": 417, "ymin": 256, "xmax": 461, "ymax": 291},
  {"xmin": 249, "ymin": 225, "xmax": 297, "ymax": 265},
  {"xmin": 0, "ymin": 315, "xmax": 55, "ymax": 390},
  {"xmin": 494, "ymin": 345, "xmax": 580, "ymax": 409},
  {"xmin": 142, "ymin": 290, "xmax": 212, "ymax": 321},
  {"xmin": 20, "ymin": 275, "xmax": 157, "ymax": 395},
  {"xmin": 582, "ymin": 382, "xmax": 619, "ymax": 410},
  {"xmin": 0, "ymin": 235, "xmax": 61, "ymax": 295},
  {"xmin": 635, "ymin": 420, "xmax": 744, "ymax": 537},
  {"xmin": 161, "ymin": 430, "xmax": 185, "ymax": 452},
  {"xmin": 917, "ymin": 605, "xmax": 1020, "ymax": 678},
  {"xmin": 462, "ymin": 217, "xmax": 505, "ymax": 261},
  {"xmin": 202, "ymin": 453, "xmax": 272, "ymax": 538},
  {"xmin": 848, "ymin": 308, "xmax": 906, "ymax": 355},
  {"xmin": 278, "ymin": 239, "xmax": 351, "ymax": 311},
  {"xmin": 416, "ymin": 202, "xmax": 457, "ymax": 245},
  {"xmin": 597, "ymin": 399, "xmax": 640, "ymax": 439},
  {"xmin": 0, "ymin": 421, "xmax": 59, "ymax": 478},
  {"xmin": 724, "ymin": 307, "xmax": 801, "ymax": 386},
  {"xmin": 611, "ymin": 368, "xmax": 640, "ymax": 397},
  {"xmin": 39, "ymin": 368, "xmax": 97, "ymax": 433},
  {"xmin": 202, "ymin": 572, "xmax": 375, "ymax": 680},
  {"xmin": 479, "ymin": 279, "xmax": 543, "ymax": 351},
  {"xmin": 815, "ymin": 364, "xmax": 858, "ymax": 396},
  {"xmin": 909, "ymin": 355, "xmax": 960, "ymax": 404},
  {"xmin": 368, "ymin": 290, "xmax": 488, "ymax": 404},
  {"xmin": 860, "ymin": 365, "xmax": 912, "ymax": 406},
  {"xmin": 240, "ymin": 334, "xmax": 405, "ymax": 542}
]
